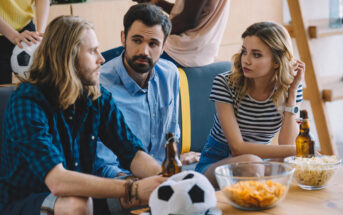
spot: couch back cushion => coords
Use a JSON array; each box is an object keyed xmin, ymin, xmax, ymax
[
  {"xmin": 0, "ymin": 86, "xmax": 15, "ymax": 146},
  {"xmin": 178, "ymin": 62, "xmax": 232, "ymax": 153}
]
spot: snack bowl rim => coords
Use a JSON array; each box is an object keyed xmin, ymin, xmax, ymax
[
  {"xmin": 215, "ymin": 161, "xmax": 295, "ymax": 181},
  {"xmin": 284, "ymin": 155, "xmax": 342, "ymax": 167},
  {"xmin": 215, "ymin": 161, "xmax": 294, "ymax": 210}
]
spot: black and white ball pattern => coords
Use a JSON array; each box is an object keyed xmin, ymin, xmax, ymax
[
  {"xmin": 11, "ymin": 40, "xmax": 41, "ymax": 79},
  {"xmin": 144, "ymin": 171, "xmax": 220, "ymax": 215}
]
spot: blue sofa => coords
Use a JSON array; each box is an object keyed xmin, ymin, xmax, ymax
[{"xmin": 177, "ymin": 62, "xmax": 231, "ymax": 154}]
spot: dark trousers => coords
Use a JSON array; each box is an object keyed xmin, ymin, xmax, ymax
[
  {"xmin": 0, "ymin": 21, "xmax": 35, "ymax": 84},
  {"xmin": 0, "ymin": 193, "xmax": 49, "ymax": 215},
  {"xmin": 0, "ymin": 193, "xmax": 111, "ymax": 215}
]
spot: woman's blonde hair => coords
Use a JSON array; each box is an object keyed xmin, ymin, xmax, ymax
[
  {"xmin": 229, "ymin": 21, "xmax": 294, "ymax": 108},
  {"xmin": 26, "ymin": 15, "xmax": 100, "ymax": 110}
]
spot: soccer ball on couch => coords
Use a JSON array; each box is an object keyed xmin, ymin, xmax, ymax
[{"xmin": 11, "ymin": 40, "xmax": 41, "ymax": 79}]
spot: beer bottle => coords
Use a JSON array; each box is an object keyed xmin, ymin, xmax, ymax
[
  {"xmin": 161, "ymin": 132, "xmax": 182, "ymax": 177},
  {"xmin": 296, "ymin": 110, "xmax": 315, "ymax": 157}
]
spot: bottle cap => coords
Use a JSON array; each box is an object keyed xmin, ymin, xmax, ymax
[
  {"xmin": 166, "ymin": 132, "xmax": 174, "ymax": 142},
  {"xmin": 300, "ymin": 110, "xmax": 308, "ymax": 119}
]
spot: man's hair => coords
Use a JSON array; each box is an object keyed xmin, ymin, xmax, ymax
[
  {"xmin": 27, "ymin": 16, "xmax": 101, "ymax": 110},
  {"xmin": 123, "ymin": 3, "xmax": 171, "ymax": 42}
]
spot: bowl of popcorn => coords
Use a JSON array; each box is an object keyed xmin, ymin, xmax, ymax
[
  {"xmin": 284, "ymin": 155, "xmax": 341, "ymax": 190},
  {"xmin": 215, "ymin": 162, "xmax": 294, "ymax": 210}
]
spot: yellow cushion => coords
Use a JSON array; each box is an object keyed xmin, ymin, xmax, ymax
[{"xmin": 178, "ymin": 68, "xmax": 191, "ymax": 154}]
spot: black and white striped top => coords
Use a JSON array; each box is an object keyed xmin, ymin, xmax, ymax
[{"xmin": 209, "ymin": 71, "xmax": 303, "ymax": 144}]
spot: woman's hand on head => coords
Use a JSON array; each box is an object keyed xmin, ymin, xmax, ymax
[{"xmin": 289, "ymin": 59, "xmax": 305, "ymax": 92}]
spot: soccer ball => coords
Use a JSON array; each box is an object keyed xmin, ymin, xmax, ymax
[
  {"xmin": 10, "ymin": 40, "xmax": 41, "ymax": 79},
  {"xmin": 143, "ymin": 171, "xmax": 220, "ymax": 215}
]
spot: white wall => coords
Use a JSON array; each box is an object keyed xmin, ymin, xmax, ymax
[{"xmin": 284, "ymin": 0, "xmax": 343, "ymax": 144}]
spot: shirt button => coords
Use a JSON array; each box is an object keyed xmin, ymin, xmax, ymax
[
  {"xmin": 75, "ymin": 162, "xmax": 78, "ymax": 167},
  {"xmin": 152, "ymin": 135, "xmax": 155, "ymax": 138},
  {"xmin": 68, "ymin": 116, "xmax": 73, "ymax": 120},
  {"xmin": 91, "ymin": 136, "xmax": 95, "ymax": 140},
  {"xmin": 152, "ymin": 113, "xmax": 155, "ymax": 117}
]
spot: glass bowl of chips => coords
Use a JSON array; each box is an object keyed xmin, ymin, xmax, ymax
[
  {"xmin": 215, "ymin": 162, "xmax": 294, "ymax": 210},
  {"xmin": 284, "ymin": 155, "xmax": 341, "ymax": 190}
]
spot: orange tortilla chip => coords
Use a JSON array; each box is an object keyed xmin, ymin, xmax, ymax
[{"xmin": 223, "ymin": 180, "xmax": 286, "ymax": 209}]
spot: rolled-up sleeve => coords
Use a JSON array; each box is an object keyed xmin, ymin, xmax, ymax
[{"xmin": 8, "ymin": 95, "xmax": 65, "ymax": 182}]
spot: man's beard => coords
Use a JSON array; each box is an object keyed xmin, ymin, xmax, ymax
[
  {"xmin": 78, "ymin": 66, "xmax": 100, "ymax": 86},
  {"xmin": 82, "ymin": 78, "xmax": 98, "ymax": 86},
  {"xmin": 126, "ymin": 54, "xmax": 155, "ymax": 74}
]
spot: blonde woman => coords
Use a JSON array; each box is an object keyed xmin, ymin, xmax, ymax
[{"xmin": 195, "ymin": 22, "xmax": 305, "ymax": 186}]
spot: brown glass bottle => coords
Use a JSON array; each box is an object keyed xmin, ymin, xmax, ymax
[
  {"xmin": 161, "ymin": 132, "xmax": 182, "ymax": 177},
  {"xmin": 296, "ymin": 110, "xmax": 315, "ymax": 157}
]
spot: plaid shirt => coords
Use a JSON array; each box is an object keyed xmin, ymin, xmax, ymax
[{"xmin": 0, "ymin": 83, "xmax": 144, "ymax": 211}]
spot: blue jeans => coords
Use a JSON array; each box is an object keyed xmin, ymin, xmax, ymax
[{"xmin": 195, "ymin": 135, "xmax": 232, "ymax": 174}]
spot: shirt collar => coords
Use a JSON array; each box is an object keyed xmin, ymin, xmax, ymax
[
  {"xmin": 36, "ymin": 83, "xmax": 97, "ymax": 112},
  {"xmin": 76, "ymin": 89, "xmax": 98, "ymax": 112},
  {"xmin": 116, "ymin": 52, "xmax": 156, "ymax": 95}
]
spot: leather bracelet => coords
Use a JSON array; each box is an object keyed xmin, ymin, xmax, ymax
[{"xmin": 124, "ymin": 178, "xmax": 134, "ymax": 203}]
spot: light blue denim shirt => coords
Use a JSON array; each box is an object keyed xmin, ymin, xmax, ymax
[{"xmin": 94, "ymin": 53, "xmax": 180, "ymax": 178}]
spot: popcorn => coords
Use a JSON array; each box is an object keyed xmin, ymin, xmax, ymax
[
  {"xmin": 291, "ymin": 156, "xmax": 338, "ymax": 165},
  {"xmin": 286, "ymin": 156, "xmax": 340, "ymax": 187}
]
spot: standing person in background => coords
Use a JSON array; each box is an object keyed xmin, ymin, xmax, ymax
[
  {"xmin": 0, "ymin": 15, "xmax": 165, "ymax": 215},
  {"xmin": 0, "ymin": 0, "xmax": 50, "ymax": 84},
  {"xmin": 132, "ymin": 0, "xmax": 230, "ymax": 67},
  {"xmin": 195, "ymin": 22, "xmax": 305, "ymax": 186}
]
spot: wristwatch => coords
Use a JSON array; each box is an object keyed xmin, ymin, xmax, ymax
[{"xmin": 283, "ymin": 106, "xmax": 299, "ymax": 114}]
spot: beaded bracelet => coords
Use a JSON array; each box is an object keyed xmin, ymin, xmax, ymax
[{"xmin": 132, "ymin": 181, "xmax": 139, "ymax": 201}]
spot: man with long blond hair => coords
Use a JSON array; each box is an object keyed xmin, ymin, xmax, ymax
[{"xmin": 0, "ymin": 15, "xmax": 166, "ymax": 215}]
